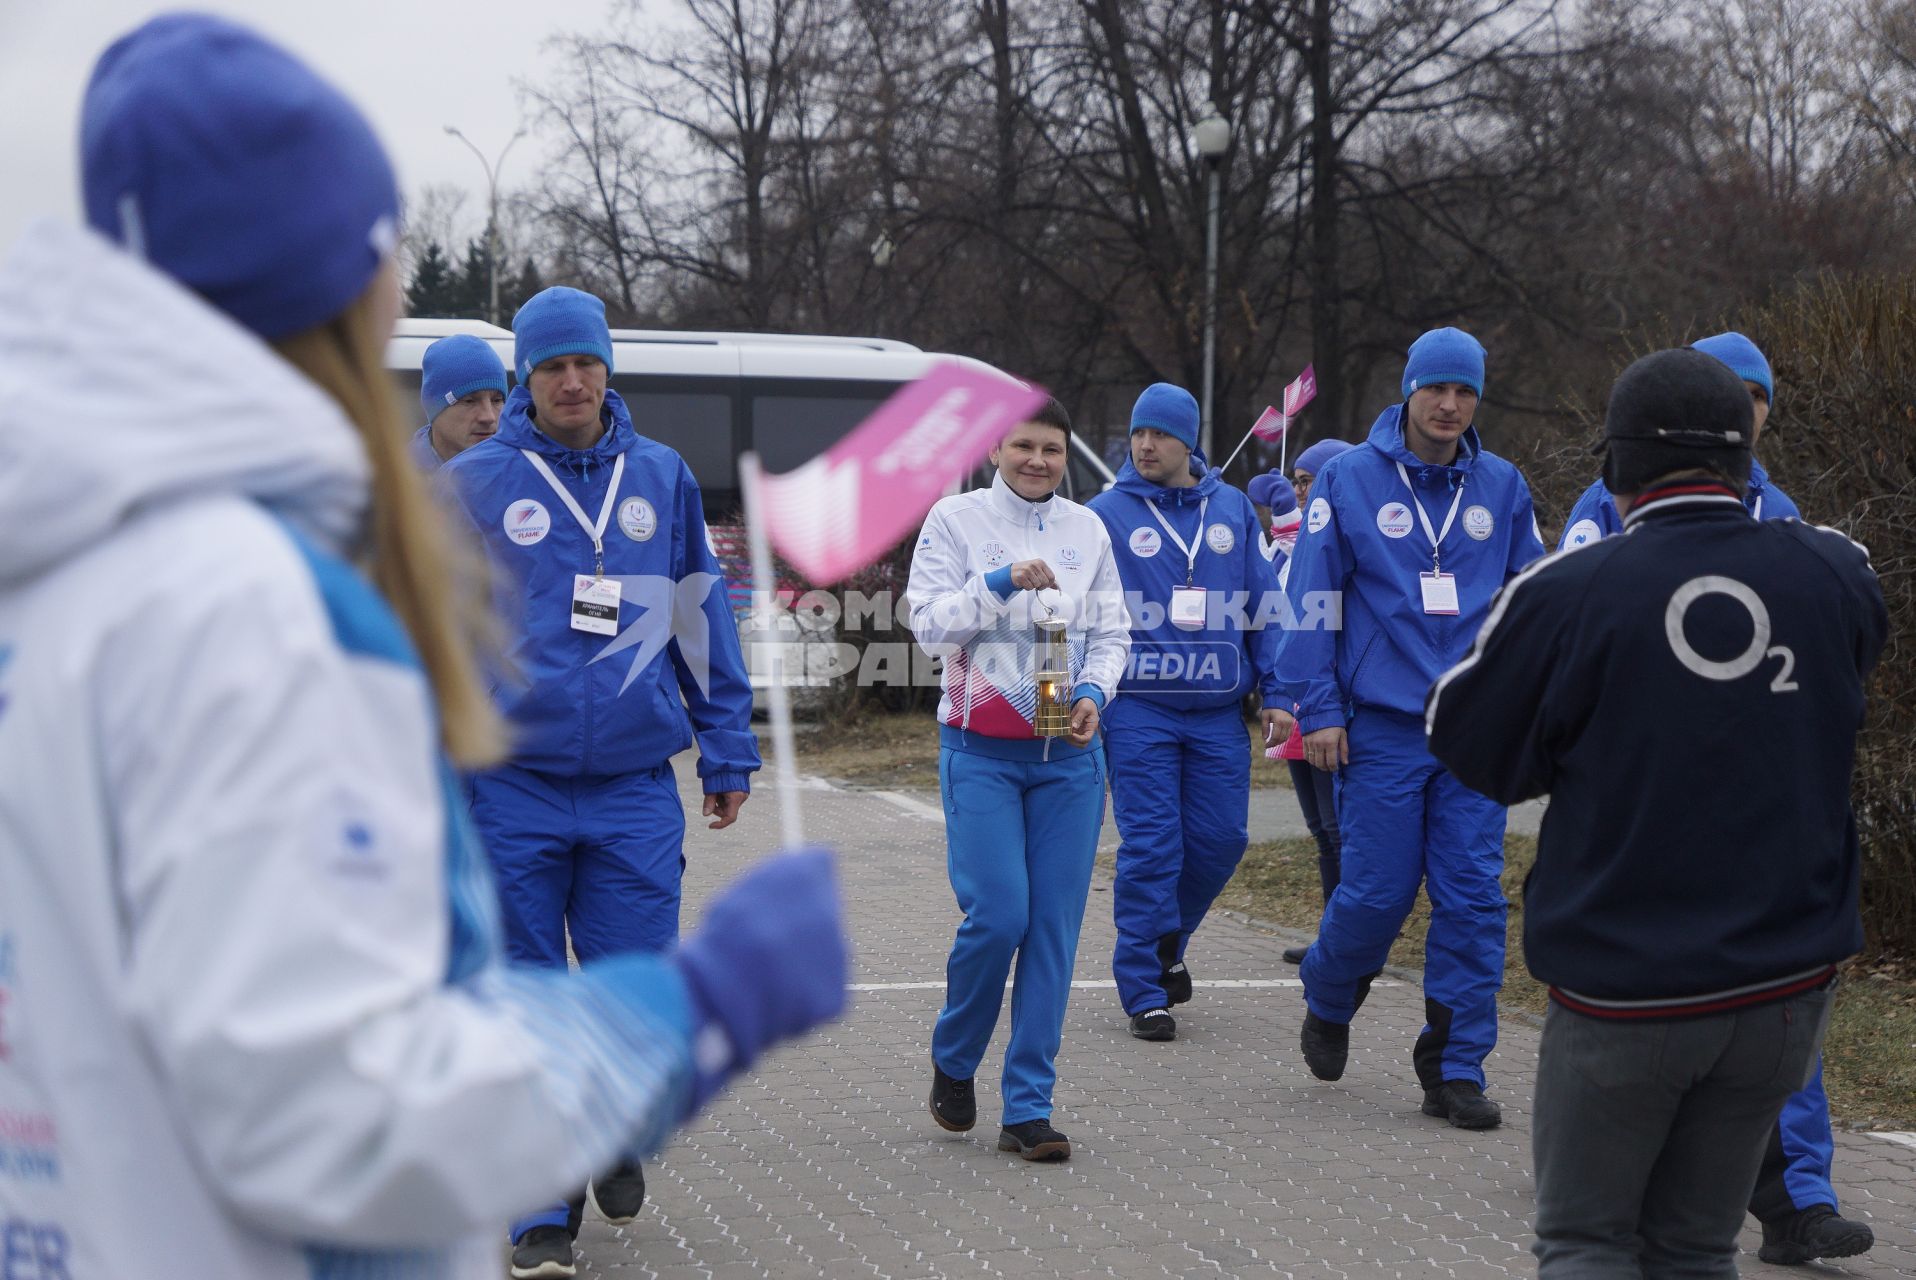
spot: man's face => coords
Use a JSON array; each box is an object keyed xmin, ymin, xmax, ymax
[
  {"xmin": 1747, "ymin": 382, "xmax": 1770, "ymax": 445},
  {"xmin": 432, "ymin": 389, "xmax": 506, "ymax": 455},
  {"xmin": 990, "ymin": 420, "xmax": 1069, "ymax": 499},
  {"xmin": 1405, "ymin": 383, "xmax": 1477, "ymax": 454},
  {"xmin": 1130, "ymin": 427, "xmax": 1190, "ymax": 484},
  {"xmin": 526, "ymin": 354, "xmax": 608, "ymax": 434}
]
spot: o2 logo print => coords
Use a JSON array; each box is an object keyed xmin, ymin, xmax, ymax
[{"xmin": 1663, "ymin": 575, "xmax": 1797, "ymax": 693}]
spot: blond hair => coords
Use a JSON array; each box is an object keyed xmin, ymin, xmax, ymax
[{"xmin": 271, "ymin": 287, "xmax": 508, "ymax": 769}]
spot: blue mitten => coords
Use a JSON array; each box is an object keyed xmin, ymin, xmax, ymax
[{"xmin": 672, "ymin": 848, "xmax": 849, "ymax": 1106}]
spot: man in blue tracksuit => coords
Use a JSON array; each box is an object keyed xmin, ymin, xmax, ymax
[
  {"xmin": 1559, "ymin": 332, "xmax": 1797, "ymax": 549},
  {"xmin": 1556, "ymin": 332, "xmax": 1873, "ymax": 1267},
  {"xmin": 1089, "ymin": 384, "xmax": 1285, "ymax": 1042},
  {"xmin": 411, "ymin": 332, "xmax": 508, "ymax": 469},
  {"xmin": 441, "ymin": 286, "xmax": 760, "ymax": 1268},
  {"xmin": 1276, "ymin": 327, "xmax": 1546, "ymax": 1129}
]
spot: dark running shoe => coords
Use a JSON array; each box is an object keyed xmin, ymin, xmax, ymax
[
  {"xmin": 930, "ymin": 1065, "xmax": 976, "ymax": 1132},
  {"xmin": 1282, "ymin": 944, "xmax": 1309, "ymax": 965},
  {"xmin": 1300, "ymin": 1011, "xmax": 1350, "ymax": 1081},
  {"xmin": 997, "ymin": 1119, "xmax": 1071, "ymax": 1161},
  {"xmin": 1421, "ymin": 1079, "xmax": 1503, "ymax": 1130},
  {"xmin": 1758, "ymin": 1204, "xmax": 1874, "ymax": 1265},
  {"xmin": 1129, "ymin": 1008, "xmax": 1177, "ymax": 1041},
  {"xmin": 589, "ymin": 1160, "xmax": 645, "ymax": 1224},
  {"xmin": 509, "ymin": 1225, "xmax": 577, "ymax": 1279}
]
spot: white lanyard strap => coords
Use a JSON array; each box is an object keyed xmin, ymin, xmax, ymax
[
  {"xmin": 1145, "ymin": 495, "xmax": 1209, "ymax": 585},
  {"xmin": 523, "ymin": 449, "xmax": 626, "ymax": 576},
  {"xmin": 1395, "ymin": 462, "xmax": 1464, "ymax": 570}
]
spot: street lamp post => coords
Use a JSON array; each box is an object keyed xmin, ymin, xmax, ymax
[
  {"xmin": 1193, "ymin": 109, "xmax": 1230, "ymax": 460},
  {"xmin": 444, "ymin": 125, "xmax": 524, "ymax": 327}
]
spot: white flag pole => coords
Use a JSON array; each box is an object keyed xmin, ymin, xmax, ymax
[
  {"xmin": 738, "ymin": 452, "xmax": 805, "ymax": 849},
  {"xmin": 1217, "ymin": 422, "xmax": 1259, "ymax": 475}
]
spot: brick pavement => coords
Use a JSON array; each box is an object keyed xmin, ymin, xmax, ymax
[{"xmin": 565, "ymin": 762, "xmax": 1916, "ymax": 1278}]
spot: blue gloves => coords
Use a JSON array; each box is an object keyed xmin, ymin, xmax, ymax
[{"xmin": 673, "ymin": 847, "xmax": 849, "ymax": 1106}]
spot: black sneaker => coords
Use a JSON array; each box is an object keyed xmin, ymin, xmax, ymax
[
  {"xmin": 930, "ymin": 1066, "xmax": 976, "ymax": 1132},
  {"xmin": 1422, "ymin": 1079, "xmax": 1502, "ymax": 1130},
  {"xmin": 1282, "ymin": 944, "xmax": 1309, "ymax": 965},
  {"xmin": 1758, "ymin": 1204, "xmax": 1875, "ymax": 1265},
  {"xmin": 509, "ymin": 1225, "xmax": 577, "ymax": 1279},
  {"xmin": 1157, "ymin": 933, "xmax": 1193, "ymax": 1005},
  {"xmin": 997, "ymin": 1119, "xmax": 1071, "ymax": 1161},
  {"xmin": 1300, "ymin": 1011, "xmax": 1349, "ymax": 1080},
  {"xmin": 1129, "ymin": 1008, "xmax": 1177, "ymax": 1041},
  {"xmin": 589, "ymin": 1160, "xmax": 645, "ymax": 1224}
]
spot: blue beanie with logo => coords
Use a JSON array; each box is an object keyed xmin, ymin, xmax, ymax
[
  {"xmin": 1401, "ymin": 327, "xmax": 1486, "ymax": 399},
  {"xmin": 421, "ymin": 335, "xmax": 508, "ymax": 424},
  {"xmin": 81, "ymin": 14, "xmax": 399, "ymax": 341},
  {"xmin": 1130, "ymin": 382, "xmax": 1200, "ymax": 450},
  {"xmin": 1292, "ymin": 439, "xmax": 1352, "ymax": 477},
  {"xmin": 1246, "ymin": 472, "xmax": 1297, "ymax": 516},
  {"xmin": 1691, "ymin": 331, "xmax": 1773, "ymax": 402},
  {"xmin": 513, "ymin": 287, "xmax": 615, "ymax": 381}
]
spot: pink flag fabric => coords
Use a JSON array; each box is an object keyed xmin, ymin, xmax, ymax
[
  {"xmin": 1249, "ymin": 405, "xmax": 1287, "ymax": 442},
  {"xmin": 1283, "ymin": 364, "xmax": 1318, "ymax": 417},
  {"xmin": 753, "ymin": 361, "xmax": 1049, "ymax": 584}
]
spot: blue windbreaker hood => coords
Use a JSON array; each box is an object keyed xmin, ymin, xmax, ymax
[
  {"xmin": 1364, "ymin": 403, "xmax": 1483, "ymax": 479},
  {"xmin": 495, "ymin": 384, "xmax": 639, "ymax": 475},
  {"xmin": 1110, "ymin": 457, "xmax": 1219, "ymax": 506}
]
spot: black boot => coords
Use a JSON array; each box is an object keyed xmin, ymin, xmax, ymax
[
  {"xmin": 930, "ymin": 1065, "xmax": 976, "ymax": 1132},
  {"xmin": 997, "ymin": 1119, "xmax": 1071, "ymax": 1161},
  {"xmin": 1758, "ymin": 1205, "xmax": 1875, "ymax": 1265},
  {"xmin": 1421, "ymin": 1080, "xmax": 1502, "ymax": 1130},
  {"xmin": 1300, "ymin": 1011, "xmax": 1349, "ymax": 1080}
]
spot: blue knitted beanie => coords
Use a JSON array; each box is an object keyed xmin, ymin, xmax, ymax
[
  {"xmin": 81, "ymin": 14, "xmax": 399, "ymax": 340},
  {"xmin": 1292, "ymin": 439, "xmax": 1352, "ymax": 477},
  {"xmin": 513, "ymin": 287, "xmax": 614, "ymax": 380},
  {"xmin": 1130, "ymin": 382, "xmax": 1200, "ymax": 450},
  {"xmin": 1401, "ymin": 327, "xmax": 1486, "ymax": 398},
  {"xmin": 1691, "ymin": 332, "xmax": 1773, "ymax": 402},
  {"xmin": 1246, "ymin": 472, "xmax": 1297, "ymax": 516},
  {"xmin": 421, "ymin": 335, "xmax": 508, "ymax": 424}
]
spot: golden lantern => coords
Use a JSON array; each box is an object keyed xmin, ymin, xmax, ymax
[{"xmin": 1033, "ymin": 616, "xmax": 1073, "ymax": 737}]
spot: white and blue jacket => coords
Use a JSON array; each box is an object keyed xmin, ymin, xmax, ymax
[
  {"xmin": 441, "ymin": 389, "xmax": 758, "ymax": 791},
  {"xmin": 1087, "ymin": 461, "xmax": 1282, "ymax": 709},
  {"xmin": 1276, "ymin": 405, "xmax": 1547, "ymax": 732},
  {"xmin": 0, "ymin": 222, "xmax": 697, "ymax": 1279},
  {"xmin": 1559, "ymin": 461, "xmax": 1799, "ymax": 549}
]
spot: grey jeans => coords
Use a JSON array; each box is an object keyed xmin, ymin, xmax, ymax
[{"xmin": 1531, "ymin": 985, "xmax": 1831, "ymax": 1278}]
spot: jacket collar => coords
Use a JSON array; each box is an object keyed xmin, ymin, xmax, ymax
[
  {"xmin": 1622, "ymin": 480, "xmax": 1748, "ymax": 528},
  {"xmin": 987, "ymin": 470, "xmax": 1059, "ymax": 523},
  {"xmin": 1112, "ymin": 457, "xmax": 1217, "ymax": 506},
  {"xmin": 496, "ymin": 385, "xmax": 638, "ymax": 470},
  {"xmin": 1365, "ymin": 404, "xmax": 1481, "ymax": 481}
]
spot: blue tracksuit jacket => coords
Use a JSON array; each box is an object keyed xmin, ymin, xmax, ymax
[
  {"xmin": 441, "ymin": 386, "xmax": 759, "ymax": 790},
  {"xmin": 1559, "ymin": 460, "xmax": 1798, "ymax": 549}
]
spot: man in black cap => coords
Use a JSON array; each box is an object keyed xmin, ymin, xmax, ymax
[{"xmin": 1424, "ymin": 348, "xmax": 1887, "ymax": 1277}]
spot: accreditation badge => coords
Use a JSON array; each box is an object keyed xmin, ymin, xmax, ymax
[
  {"xmin": 571, "ymin": 574, "xmax": 622, "ymax": 635},
  {"xmin": 1419, "ymin": 571, "xmax": 1460, "ymax": 616},
  {"xmin": 1170, "ymin": 585, "xmax": 1208, "ymax": 630}
]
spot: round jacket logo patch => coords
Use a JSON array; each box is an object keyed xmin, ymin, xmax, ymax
[
  {"xmin": 504, "ymin": 499, "xmax": 551, "ymax": 546},
  {"xmin": 1057, "ymin": 544, "xmax": 1083, "ymax": 570},
  {"xmin": 1463, "ymin": 505, "xmax": 1495, "ymax": 541},
  {"xmin": 979, "ymin": 540, "xmax": 1010, "ymax": 568},
  {"xmin": 618, "ymin": 496, "xmax": 658, "ymax": 542},
  {"xmin": 1376, "ymin": 502, "xmax": 1415, "ymax": 539},
  {"xmin": 1205, "ymin": 523, "xmax": 1235, "ymax": 554},
  {"xmin": 1307, "ymin": 497, "xmax": 1332, "ymax": 534},
  {"xmin": 1563, "ymin": 518, "xmax": 1603, "ymax": 549},
  {"xmin": 1129, "ymin": 527, "xmax": 1163, "ymax": 558}
]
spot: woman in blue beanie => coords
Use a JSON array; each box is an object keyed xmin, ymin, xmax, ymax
[{"xmin": 0, "ymin": 14, "xmax": 847, "ymax": 1280}]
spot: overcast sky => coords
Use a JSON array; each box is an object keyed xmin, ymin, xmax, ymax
[{"xmin": 0, "ymin": 0, "xmax": 620, "ymax": 250}]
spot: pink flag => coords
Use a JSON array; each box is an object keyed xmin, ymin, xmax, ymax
[
  {"xmin": 1249, "ymin": 405, "xmax": 1287, "ymax": 442},
  {"xmin": 753, "ymin": 361, "xmax": 1049, "ymax": 584},
  {"xmin": 1283, "ymin": 364, "xmax": 1318, "ymax": 418}
]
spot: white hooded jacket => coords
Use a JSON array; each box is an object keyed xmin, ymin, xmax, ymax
[{"xmin": 0, "ymin": 223, "xmax": 694, "ymax": 1279}]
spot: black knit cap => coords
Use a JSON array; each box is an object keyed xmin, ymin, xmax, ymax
[{"xmin": 1600, "ymin": 348, "xmax": 1754, "ymax": 494}]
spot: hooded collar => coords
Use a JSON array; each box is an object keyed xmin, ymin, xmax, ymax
[
  {"xmin": 1112, "ymin": 457, "xmax": 1218, "ymax": 506},
  {"xmin": 1365, "ymin": 404, "xmax": 1481, "ymax": 486},
  {"xmin": 496, "ymin": 384, "xmax": 638, "ymax": 476},
  {"xmin": 0, "ymin": 220, "xmax": 369, "ymax": 586}
]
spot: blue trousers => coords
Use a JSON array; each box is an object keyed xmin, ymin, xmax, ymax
[
  {"xmin": 932, "ymin": 742, "xmax": 1105, "ymax": 1125},
  {"xmin": 468, "ymin": 763, "xmax": 686, "ymax": 1239},
  {"xmin": 1104, "ymin": 699, "xmax": 1250, "ymax": 1015},
  {"xmin": 1300, "ymin": 708, "xmax": 1508, "ymax": 1088},
  {"xmin": 1749, "ymin": 1059, "xmax": 1840, "ymax": 1220}
]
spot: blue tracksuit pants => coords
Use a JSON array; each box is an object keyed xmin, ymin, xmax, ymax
[
  {"xmin": 1750, "ymin": 1060, "xmax": 1840, "ymax": 1220},
  {"xmin": 1300, "ymin": 708, "xmax": 1508, "ymax": 1089},
  {"xmin": 1104, "ymin": 698, "xmax": 1250, "ymax": 1015},
  {"xmin": 468, "ymin": 762, "xmax": 687, "ymax": 1239},
  {"xmin": 932, "ymin": 737, "xmax": 1106, "ymax": 1125}
]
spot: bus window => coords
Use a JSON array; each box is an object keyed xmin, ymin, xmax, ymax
[
  {"xmin": 610, "ymin": 378, "xmax": 738, "ymax": 508},
  {"xmin": 747, "ymin": 387, "xmax": 896, "ymax": 474}
]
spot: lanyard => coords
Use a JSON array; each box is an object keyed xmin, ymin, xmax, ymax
[
  {"xmin": 1145, "ymin": 495, "xmax": 1209, "ymax": 585},
  {"xmin": 1395, "ymin": 462, "xmax": 1464, "ymax": 571},
  {"xmin": 523, "ymin": 449, "xmax": 626, "ymax": 577}
]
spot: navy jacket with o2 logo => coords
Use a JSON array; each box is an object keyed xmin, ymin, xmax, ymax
[{"xmin": 1426, "ymin": 486, "xmax": 1887, "ymax": 1008}]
